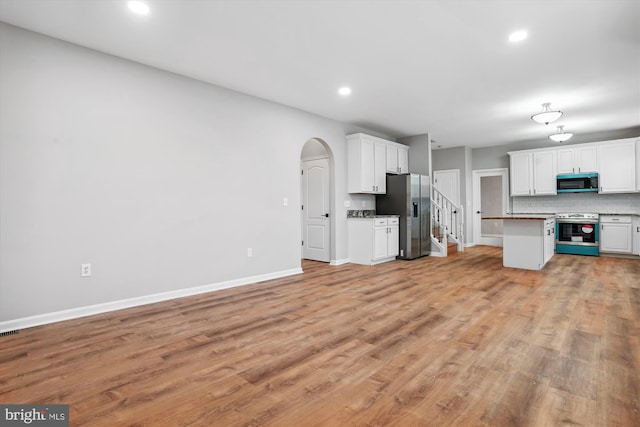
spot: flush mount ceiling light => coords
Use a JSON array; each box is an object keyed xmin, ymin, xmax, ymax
[
  {"xmin": 128, "ymin": 1, "xmax": 150, "ymax": 15},
  {"xmin": 549, "ymin": 125, "xmax": 573, "ymax": 142},
  {"xmin": 338, "ymin": 87, "xmax": 352, "ymax": 96},
  {"xmin": 508, "ymin": 30, "xmax": 528, "ymax": 43},
  {"xmin": 531, "ymin": 103, "xmax": 563, "ymax": 125}
]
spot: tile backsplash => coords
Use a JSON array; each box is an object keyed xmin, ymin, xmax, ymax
[
  {"xmin": 512, "ymin": 192, "xmax": 640, "ymax": 215},
  {"xmin": 347, "ymin": 209, "xmax": 376, "ymax": 218}
]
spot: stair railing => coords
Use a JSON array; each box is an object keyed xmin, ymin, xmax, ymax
[{"xmin": 431, "ymin": 186, "xmax": 464, "ymax": 253}]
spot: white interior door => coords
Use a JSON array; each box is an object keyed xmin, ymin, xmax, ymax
[
  {"xmin": 472, "ymin": 168, "xmax": 509, "ymax": 246},
  {"xmin": 302, "ymin": 158, "xmax": 330, "ymax": 262},
  {"xmin": 434, "ymin": 169, "xmax": 460, "ymax": 205}
]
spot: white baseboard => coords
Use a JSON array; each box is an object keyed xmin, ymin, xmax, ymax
[
  {"xmin": 330, "ymin": 258, "xmax": 350, "ymax": 266},
  {"xmin": 0, "ymin": 267, "xmax": 303, "ymax": 333},
  {"xmin": 430, "ymin": 251, "xmax": 446, "ymax": 257}
]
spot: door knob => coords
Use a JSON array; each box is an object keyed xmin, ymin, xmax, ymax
[
  {"xmin": 324, "ymin": 213, "xmax": 329, "ymax": 218},
  {"xmin": 476, "ymin": 211, "xmax": 483, "ymax": 214}
]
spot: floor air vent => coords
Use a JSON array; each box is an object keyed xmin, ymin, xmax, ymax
[{"xmin": 0, "ymin": 330, "xmax": 19, "ymax": 337}]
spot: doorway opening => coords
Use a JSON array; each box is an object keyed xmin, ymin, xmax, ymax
[
  {"xmin": 300, "ymin": 138, "xmax": 333, "ymax": 263},
  {"xmin": 434, "ymin": 169, "xmax": 460, "ymax": 206},
  {"xmin": 472, "ymin": 168, "xmax": 509, "ymax": 246}
]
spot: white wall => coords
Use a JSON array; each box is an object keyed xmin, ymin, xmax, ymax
[{"xmin": 0, "ymin": 23, "xmax": 368, "ymax": 324}]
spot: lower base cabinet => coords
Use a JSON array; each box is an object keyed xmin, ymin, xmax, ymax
[
  {"xmin": 600, "ymin": 215, "xmax": 633, "ymax": 254},
  {"xmin": 349, "ymin": 217, "xmax": 399, "ymax": 265},
  {"xmin": 543, "ymin": 218, "xmax": 556, "ymax": 265},
  {"xmin": 503, "ymin": 218, "xmax": 555, "ymax": 270},
  {"xmin": 634, "ymin": 217, "xmax": 640, "ymax": 256}
]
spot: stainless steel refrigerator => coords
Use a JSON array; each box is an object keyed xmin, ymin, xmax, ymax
[{"xmin": 376, "ymin": 174, "xmax": 431, "ymax": 260}]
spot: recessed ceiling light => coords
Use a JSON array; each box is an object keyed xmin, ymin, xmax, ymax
[
  {"xmin": 338, "ymin": 87, "xmax": 352, "ymax": 96},
  {"xmin": 128, "ymin": 1, "xmax": 150, "ymax": 15},
  {"xmin": 508, "ymin": 30, "xmax": 528, "ymax": 43}
]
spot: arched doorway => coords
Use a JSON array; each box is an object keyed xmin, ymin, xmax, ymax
[{"xmin": 300, "ymin": 138, "xmax": 333, "ymax": 262}]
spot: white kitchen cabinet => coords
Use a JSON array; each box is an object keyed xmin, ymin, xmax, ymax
[
  {"xmin": 348, "ymin": 217, "xmax": 399, "ymax": 265},
  {"xmin": 633, "ymin": 216, "xmax": 640, "ymax": 256},
  {"xmin": 636, "ymin": 140, "xmax": 640, "ymax": 191},
  {"xmin": 387, "ymin": 220, "xmax": 400, "ymax": 257},
  {"xmin": 509, "ymin": 150, "xmax": 557, "ymax": 196},
  {"xmin": 509, "ymin": 152, "xmax": 532, "ymax": 196},
  {"xmin": 543, "ymin": 218, "xmax": 556, "ymax": 265},
  {"xmin": 386, "ymin": 143, "xmax": 409, "ymax": 174},
  {"xmin": 597, "ymin": 139, "xmax": 636, "ymax": 193},
  {"xmin": 347, "ymin": 134, "xmax": 387, "ymax": 194},
  {"xmin": 557, "ymin": 145, "xmax": 597, "ymax": 174},
  {"xmin": 600, "ymin": 215, "xmax": 633, "ymax": 254},
  {"xmin": 502, "ymin": 217, "xmax": 555, "ymax": 270},
  {"xmin": 533, "ymin": 151, "xmax": 557, "ymax": 195}
]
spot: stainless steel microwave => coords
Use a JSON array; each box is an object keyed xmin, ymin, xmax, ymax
[{"xmin": 556, "ymin": 173, "xmax": 598, "ymax": 193}]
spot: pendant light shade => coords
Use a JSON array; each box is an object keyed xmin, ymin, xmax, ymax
[
  {"xmin": 549, "ymin": 125, "xmax": 573, "ymax": 142},
  {"xmin": 531, "ymin": 103, "xmax": 563, "ymax": 125}
]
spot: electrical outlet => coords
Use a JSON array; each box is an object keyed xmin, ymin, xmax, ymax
[
  {"xmin": 283, "ymin": 197, "xmax": 288, "ymax": 206},
  {"xmin": 247, "ymin": 248, "xmax": 253, "ymax": 257},
  {"xmin": 81, "ymin": 263, "xmax": 91, "ymax": 277}
]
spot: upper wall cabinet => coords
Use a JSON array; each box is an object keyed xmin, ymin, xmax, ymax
[
  {"xmin": 509, "ymin": 137, "xmax": 640, "ymax": 196},
  {"xmin": 597, "ymin": 138, "xmax": 637, "ymax": 194},
  {"xmin": 386, "ymin": 143, "xmax": 409, "ymax": 174},
  {"xmin": 636, "ymin": 140, "xmax": 640, "ymax": 191},
  {"xmin": 509, "ymin": 150, "xmax": 557, "ymax": 196},
  {"xmin": 557, "ymin": 145, "xmax": 597, "ymax": 174},
  {"xmin": 347, "ymin": 134, "xmax": 387, "ymax": 194}
]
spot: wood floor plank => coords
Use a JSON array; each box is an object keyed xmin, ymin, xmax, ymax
[{"xmin": 1, "ymin": 246, "xmax": 638, "ymax": 426}]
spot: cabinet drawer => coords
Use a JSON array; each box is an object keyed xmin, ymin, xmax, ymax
[
  {"xmin": 601, "ymin": 215, "xmax": 632, "ymax": 223},
  {"xmin": 388, "ymin": 217, "xmax": 399, "ymax": 226},
  {"xmin": 374, "ymin": 218, "xmax": 388, "ymax": 226}
]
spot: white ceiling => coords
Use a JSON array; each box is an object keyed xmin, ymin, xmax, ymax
[{"xmin": 1, "ymin": 0, "xmax": 639, "ymax": 149}]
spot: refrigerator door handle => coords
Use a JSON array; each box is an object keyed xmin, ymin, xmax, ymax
[{"xmin": 413, "ymin": 202, "xmax": 418, "ymax": 218}]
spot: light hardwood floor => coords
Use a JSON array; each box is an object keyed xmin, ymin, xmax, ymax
[{"xmin": 1, "ymin": 246, "xmax": 639, "ymax": 426}]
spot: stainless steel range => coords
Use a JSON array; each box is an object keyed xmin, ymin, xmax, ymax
[{"xmin": 555, "ymin": 213, "xmax": 599, "ymax": 256}]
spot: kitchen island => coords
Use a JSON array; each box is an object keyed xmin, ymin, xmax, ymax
[{"xmin": 483, "ymin": 215, "xmax": 556, "ymax": 270}]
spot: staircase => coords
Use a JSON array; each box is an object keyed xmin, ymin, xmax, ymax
[{"xmin": 431, "ymin": 186, "xmax": 464, "ymax": 257}]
